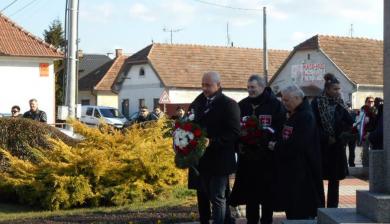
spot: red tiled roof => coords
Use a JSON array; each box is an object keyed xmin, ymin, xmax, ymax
[
  {"xmin": 0, "ymin": 13, "xmax": 62, "ymax": 58},
  {"xmin": 94, "ymin": 55, "xmax": 127, "ymax": 91},
  {"xmin": 295, "ymin": 35, "xmax": 383, "ymax": 85},
  {"xmin": 125, "ymin": 43, "xmax": 289, "ymax": 89}
]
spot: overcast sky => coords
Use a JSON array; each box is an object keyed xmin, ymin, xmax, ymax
[{"xmin": 1, "ymin": 0, "xmax": 384, "ymax": 56}]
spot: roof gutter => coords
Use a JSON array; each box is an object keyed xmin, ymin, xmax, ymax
[{"xmin": 357, "ymin": 84, "xmax": 384, "ymax": 87}]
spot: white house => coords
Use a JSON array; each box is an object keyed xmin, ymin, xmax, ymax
[
  {"xmin": 0, "ymin": 13, "xmax": 62, "ymax": 123},
  {"xmin": 269, "ymin": 35, "xmax": 383, "ymax": 109},
  {"xmin": 78, "ymin": 49, "xmax": 127, "ymax": 107},
  {"xmin": 114, "ymin": 43, "xmax": 289, "ymax": 117}
]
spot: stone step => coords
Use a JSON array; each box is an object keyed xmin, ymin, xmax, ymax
[
  {"xmin": 281, "ymin": 220, "xmax": 317, "ymax": 224},
  {"xmin": 317, "ymin": 208, "xmax": 376, "ymax": 224}
]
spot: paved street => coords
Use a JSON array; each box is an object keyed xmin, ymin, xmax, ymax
[{"xmin": 178, "ymin": 176, "xmax": 369, "ymax": 224}]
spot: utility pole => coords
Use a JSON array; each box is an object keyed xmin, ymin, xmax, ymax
[
  {"xmin": 263, "ymin": 6, "xmax": 269, "ymax": 85},
  {"xmin": 66, "ymin": 0, "xmax": 79, "ymax": 120},
  {"xmin": 227, "ymin": 22, "xmax": 231, "ymax": 46},
  {"xmin": 163, "ymin": 27, "xmax": 183, "ymax": 44},
  {"xmin": 350, "ymin": 24, "xmax": 354, "ymax": 38}
]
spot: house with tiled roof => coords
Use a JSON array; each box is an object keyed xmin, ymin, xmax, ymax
[
  {"xmin": 0, "ymin": 13, "xmax": 62, "ymax": 123},
  {"xmin": 269, "ymin": 35, "xmax": 383, "ymax": 108},
  {"xmin": 78, "ymin": 49, "xmax": 127, "ymax": 107},
  {"xmin": 114, "ymin": 43, "xmax": 289, "ymax": 117}
]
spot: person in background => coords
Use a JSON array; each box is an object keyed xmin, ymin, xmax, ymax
[
  {"xmin": 172, "ymin": 106, "xmax": 186, "ymax": 121},
  {"xmin": 151, "ymin": 106, "xmax": 165, "ymax": 120},
  {"xmin": 135, "ymin": 106, "xmax": 152, "ymax": 123},
  {"xmin": 311, "ymin": 73, "xmax": 353, "ymax": 208},
  {"xmin": 355, "ymin": 96, "xmax": 377, "ymax": 167},
  {"xmin": 23, "ymin": 99, "xmax": 47, "ymax": 123},
  {"xmin": 369, "ymin": 102, "xmax": 383, "ymax": 150},
  {"xmin": 346, "ymin": 103, "xmax": 358, "ymax": 167},
  {"xmin": 356, "ymin": 96, "xmax": 377, "ymax": 144},
  {"xmin": 11, "ymin": 105, "xmax": 22, "ymax": 118}
]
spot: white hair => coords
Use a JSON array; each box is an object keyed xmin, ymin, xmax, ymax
[
  {"xmin": 29, "ymin": 98, "xmax": 38, "ymax": 103},
  {"xmin": 281, "ymin": 85, "xmax": 305, "ymax": 98},
  {"xmin": 203, "ymin": 71, "xmax": 221, "ymax": 83}
]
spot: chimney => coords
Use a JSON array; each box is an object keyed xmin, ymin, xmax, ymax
[
  {"xmin": 77, "ymin": 49, "xmax": 83, "ymax": 58},
  {"xmin": 115, "ymin": 49, "xmax": 123, "ymax": 58}
]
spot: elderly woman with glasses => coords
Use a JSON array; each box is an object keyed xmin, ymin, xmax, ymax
[{"xmin": 11, "ymin": 105, "xmax": 22, "ymax": 118}]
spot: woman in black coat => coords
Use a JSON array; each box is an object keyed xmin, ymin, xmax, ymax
[{"xmin": 311, "ymin": 73, "xmax": 353, "ymax": 208}]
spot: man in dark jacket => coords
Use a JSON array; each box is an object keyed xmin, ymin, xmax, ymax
[
  {"xmin": 135, "ymin": 106, "xmax": 152, "ymax": 123},
  {"xmin": 269, "ymin": 85, "xmax": 324, "ymax": 220},
  {"xmin": 23, "ymin": 99, "xmax": 47, "ymax": 123},
  {"xmin": 230, "ymin": 75, "xmax": 286, "ymax": 224},
  {"xmin": 188, "ymin": 71, "xmax": 240, "ymax": 224}
]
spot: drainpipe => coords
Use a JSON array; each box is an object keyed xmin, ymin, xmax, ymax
[{"xmin": 355, "ymin": 83, "xmax": 359, "ymax": 109}]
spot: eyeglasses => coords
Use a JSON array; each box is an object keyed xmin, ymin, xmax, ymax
[
  {"xmin": 140, "ymin": 110, "xmax": 147, "ymax": 113},
  {"xmin": 368, "ymin": 101, "xmax": 374, "ymax": 103},
  {"xmin": 11, "ymin": 110, "xmax": 19, "ymax": 113}
]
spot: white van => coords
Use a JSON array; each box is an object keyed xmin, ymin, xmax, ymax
[{"xmin": 80, "ymin": 106, "xmax": 128, "ymax": 129}]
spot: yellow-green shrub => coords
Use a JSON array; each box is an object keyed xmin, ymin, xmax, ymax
[{"xmin": 0, "ymin": 118, "xmax": 186, "ymax": 210}]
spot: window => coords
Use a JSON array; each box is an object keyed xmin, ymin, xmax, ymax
[
  {"xmin": 86, "ymin": 108, "xmax": 93, "ymax": 116},
  {"xmin": 122, "ymin": 99, "xmax": 130, "ymax": 118},
  {"xmin": 94, "ymin": 109, "xmax": 101, "ymax": 118},
  {"xmin": 81, "ymin": 99, "xmax": 90, "ymax": 105},
  {"xmin": 139, "ymin": 99, "xmax": 145, "ymax": 109},
  {"xmin": 139, "ymin": 67, "xmax": 145, "ymax": 77},
  {"xmin": 100, "ymin": 108, "xmax": 124, "ymax": 118},
  {"xmin": 153, "ymin": 98, "xmax": 160, "ymax": 108}
]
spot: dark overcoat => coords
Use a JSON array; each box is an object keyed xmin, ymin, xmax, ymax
[
  {"xmin": 230, "ymin": 87, "xmax": 286, "ymax": 206},
  {"xmin": 273, "ymin": 98, "xmax": 325, "ymax": 217},
  {"xmin": 188, "ymin": 90, "xmax": 240, "ymax": 189},
  {"xmin": 311, "ymin": 97, "xmax": 353, "ymax": 180}
]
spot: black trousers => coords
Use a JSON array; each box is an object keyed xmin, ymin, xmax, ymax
[
  {"xmin": 246, "ymin": 201, "xmax": 273, "ymax": 224},
  {"xmin": 348, "ymin": 139, "xmax": 356, "ymax": 166},
  {"xmin": 197, "ymin": 175, "xmax": 235, "ymax": 224},
  {"xmin": 327, "ymin": 180, "xmax": 340, "ymax": 208}
]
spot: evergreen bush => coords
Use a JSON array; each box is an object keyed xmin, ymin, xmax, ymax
[{"xmin": 0, "ymin": 118, "xmax": 186, "ymax": 210}]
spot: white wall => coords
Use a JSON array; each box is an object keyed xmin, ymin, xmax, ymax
[
  {"xmin": 119, "ymin": 63, "xmax": 249, "ymax": 116},
  {"xmin": 169, "ymin": 89, "xmax": 247, "ymax": 103},
  {"xmin": 96, "ymin": 92, "xmax": 118, "ymax": 108},
  {"xmin": 118, "ymin": 64, "xmax": 164, "ymax": 115},
  {"xmin": 78, "ymin": 90, "xmax": 96, "ymax": 105},
  {"xmin": 0, "ymin": 57, "xmax": 56, "ymax": 123},
  {"xmin": 270, "ymin": 49, "xmax": 355, "ymax": 105},
  {"xmin": 353, "ymin": 87, "xmax": 383, "ymax": 109}
]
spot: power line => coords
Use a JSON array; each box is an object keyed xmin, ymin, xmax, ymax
[
  {"xmin": 9, "ymin": 0, "xmax": 40, "ymax": 17},
  {"xmin": 0, "ymin": 0, "xmax": 19, "ymax": 12},
  {"xmin": 191, "ymin": 0, "xmax": 261, "ymax": 11}
]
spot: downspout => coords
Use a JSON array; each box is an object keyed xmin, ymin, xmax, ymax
[{"xmin": 355, "ymin": 83, "xmax": 359, "ymax": 109}]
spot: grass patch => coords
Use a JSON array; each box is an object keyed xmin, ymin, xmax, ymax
[{"xmin": 0, "ymin": 186, "xmax": 197, "ymax": 222}]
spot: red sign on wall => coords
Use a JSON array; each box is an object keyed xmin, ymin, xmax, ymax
[{"xmin": 39, "ymin": 63, "xmax": 49, "ymax": 77}]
